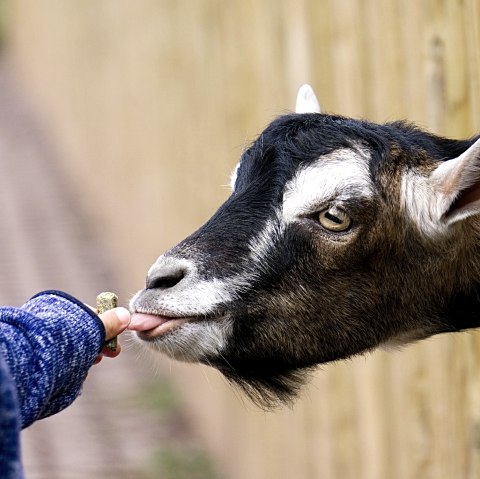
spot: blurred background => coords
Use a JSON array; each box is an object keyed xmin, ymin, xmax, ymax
[{"xmin": 0, "ymin": 0, "xmax": 479, "ymax": 478}]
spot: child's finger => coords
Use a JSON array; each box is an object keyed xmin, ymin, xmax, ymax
[{"xmin": 99, "ymin": 307, "xmax": 131, "ymax": 340}]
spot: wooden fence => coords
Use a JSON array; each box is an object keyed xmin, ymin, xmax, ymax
[{"xmin": 6, "ymin": 1, "xmax": 480, "ymax": 477}]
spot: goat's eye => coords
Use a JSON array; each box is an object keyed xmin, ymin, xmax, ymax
[{"xmin": 318, "ymin": 207, "xmax": 351, "ymax": 232}]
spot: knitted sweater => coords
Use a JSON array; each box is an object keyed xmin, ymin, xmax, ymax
[{"xmin": 0, "ymin": 291, "xmax": 106, "ymax": 479}]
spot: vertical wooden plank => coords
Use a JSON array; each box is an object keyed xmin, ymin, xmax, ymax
[
  {"xmin": 466, "ymin": 332, "xmax": 480, "ymax": 479},
  {"xmin": 282, "ymin": 0, "xmax": 315, "ymax": 99},
  {"xmin": 363, "ymin": 0, "xmax": 404, "ymax": 120},
  {"xmin": 464, "ymin": 0, "xmax": 480, "ymax": 131},
  {"xmin": 397, "ymin": 0, "xmax": 427, "ymax": 124},
  {"xmin": 328, "ymin": 0, "xmax": 367, "ymax": 116},
  {"xmin": 351, "ymin": 354, "xmax": 389, "ymax": 479},
  {"xmin": 305, "ymin": 0, "xmax": 336, "ymax": 112},
  {"xmin": 442, "ymin": 0, "xmax": 473, "ymax": 136},
  {"xmin": 303, "ymin": 370, "xmax": 336, "ymax": 479},
  {"xmin": 328, "ymin": 363, "xmax": 362, "ymax": 479},
  {"xmin": 422, "ymin": 0, "xmax": 447, "ymax": 134}
]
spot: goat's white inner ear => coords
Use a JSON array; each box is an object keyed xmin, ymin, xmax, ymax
[
  {"xmin": 431, "ymin": 137, "xmax": 480, "ymax": 224},
  {"xmin": 295, "ymin": 84, "xmax": 321, "ymax": 114}
]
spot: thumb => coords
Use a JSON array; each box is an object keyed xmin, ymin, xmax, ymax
[{"xmin": 99, "ymin": 307, "xmax": 131, "ymax": 340}]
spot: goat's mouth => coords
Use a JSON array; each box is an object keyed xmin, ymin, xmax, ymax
[
  {"xmin": 128, "ymin": 312, "xmax": 189, "ymax": 339},
  {"xmin": 128, "ymin": 310, "xmax": 223, "ymax": 340}
]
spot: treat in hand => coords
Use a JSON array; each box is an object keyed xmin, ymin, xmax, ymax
[{"xmin": 96, "ymin": 292, "xmax": 119, "ymax": 352}]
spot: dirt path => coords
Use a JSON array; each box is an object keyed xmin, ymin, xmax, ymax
[{"xmin": 0, "ymin": 60, "xmax": 203, "ymax": 479}]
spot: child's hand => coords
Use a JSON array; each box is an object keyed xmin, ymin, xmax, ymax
[{"xmin": 94, "ymin": 307, "xmax": 131, "ymax": 364}]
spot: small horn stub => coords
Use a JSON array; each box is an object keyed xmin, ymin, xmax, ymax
[{"xmin": 295, "ymin": 84, "xmax": 321, "ymax": 114}]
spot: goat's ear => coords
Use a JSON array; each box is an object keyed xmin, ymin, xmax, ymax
[
  {"xmin": 295, "ymin": 84, "xmax": 321, "ymax": 114},
  {"xmin": 431, "ymin": 138, "xmax": 480, "ymax": 225}
]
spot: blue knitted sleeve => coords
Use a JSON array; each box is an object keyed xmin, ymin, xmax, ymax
[
  {"xmin": 0, "ymin": 291, "xmax": 106, "ymax": 428},
  {"xmin": 0, "ymin": 351, "xmax": 23, "ymax": 478}
]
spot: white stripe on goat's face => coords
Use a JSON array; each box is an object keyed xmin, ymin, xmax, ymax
[
  {"xmin": 282, "ymin": 147, "xmax": 373, "ymax": 222},
  {"xmin": 248, "ymin": 214, "xmax": 282, "ymax": 264}
]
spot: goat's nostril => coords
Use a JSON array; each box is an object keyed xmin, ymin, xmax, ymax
[
  {"xmin": 146, "ymin": 269, "xmax": 186, "ymax": 290},
  {"xmin": 146, "ymin": 257, "xmax": 195, "ymax": 290}
]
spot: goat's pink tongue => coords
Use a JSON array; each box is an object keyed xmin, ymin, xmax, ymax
[{"xmin": 128, "ymin": 313, "xmax": 169, "ymax": 331}]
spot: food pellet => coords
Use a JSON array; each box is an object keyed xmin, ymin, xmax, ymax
[{"xmin": 96, "ymin": 292, "xmax": 118, "ymax": 352}]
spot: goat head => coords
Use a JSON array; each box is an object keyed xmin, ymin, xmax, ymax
[{"xmin": 130, "ymin": 85, "xmax": 480, "ymax": 406}]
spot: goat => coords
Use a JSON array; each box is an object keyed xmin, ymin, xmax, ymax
[{"xmin": 129, "ymin": 85, "xmax": 480, "ymax": 407}]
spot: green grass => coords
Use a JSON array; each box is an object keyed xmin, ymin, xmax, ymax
[
  {"xmin": 137, "ymin": 379, "xmax": 221, "ymax": 478},
  {"xmin": 148, "ymin": 447, "xmax": 220, "ymax": 479},
  {"xmin": 139, "ymin": 378, "xmax": 183, "ymax": 414}
]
